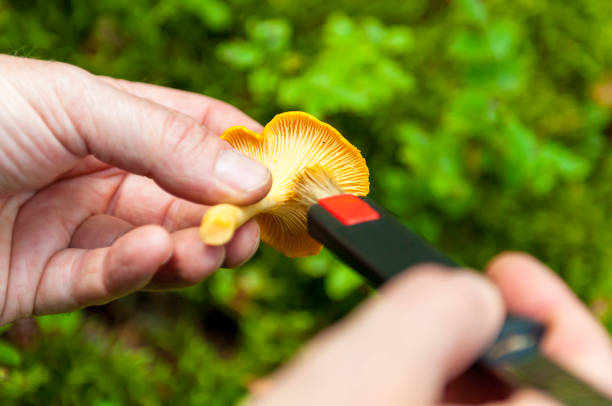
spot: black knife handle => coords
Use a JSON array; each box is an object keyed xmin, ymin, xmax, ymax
[{"xmin": 307, "ymin": 195, "xmax": 545, "ymax": 369}]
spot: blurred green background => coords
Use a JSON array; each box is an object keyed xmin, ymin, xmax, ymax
[{"xmin": 2, "ymin": 0, "xmax": 612, "ymax": 404}]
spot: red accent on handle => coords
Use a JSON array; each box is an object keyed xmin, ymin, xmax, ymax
[{"xmin": 318, "ymin": 194, "xmax": 380, "ymax": 226}]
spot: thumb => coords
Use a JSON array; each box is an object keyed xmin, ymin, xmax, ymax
[
  {"xmin": 54, "ymin": 64, "xmax": 271, "ymax": 205},
  {"xmin": 255, "ymin": 267, "xmax": 504, "ymax": 406}
]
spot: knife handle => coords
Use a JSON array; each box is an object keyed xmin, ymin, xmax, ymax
[{"xmin": 307, "ymin": 195, "xmax": 545, "ymax": 368}]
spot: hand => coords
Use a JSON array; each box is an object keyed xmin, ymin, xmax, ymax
[
  {"xmin": 0, "ymin": 55, "xmax": 272, "ymax": 325},
  {"xmin": 251, "ymin": 253, "xmax": 612, "ymax": 405}
]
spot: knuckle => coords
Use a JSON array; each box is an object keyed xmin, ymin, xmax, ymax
[
  {"xmin": 48, "ymin": 62, "xmax": 100, "ymax": 154},
  {"xmin": 159, "ymin": 110, "xmax": 230, "ymax": 171},
  {"xmin": 49, "ymin": 60, "xmax": 94, "ymax": 90},
  {"xmin": 161, "ymin": 111, "xmax": 206, "ymax": 155},
  {"xmin": 160, "ymin": 199, "xmax": 181, "ymax": 231}
]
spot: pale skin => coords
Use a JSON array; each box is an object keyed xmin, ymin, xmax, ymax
[
  {"xmin": 1, "ymin": 55, "xmax": 611, "ymax": 405},
  {"xmin": 253, "ymin": 254, "xmax": 612, "ymax": 405},
  {"xmin": 0, "ymin": 55, "xmax": 273, "ymax": 323}
]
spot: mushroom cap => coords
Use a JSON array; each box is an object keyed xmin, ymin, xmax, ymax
[{"xmin": 221, "ymin": 111, "xmax": 369, "ymax": 257}]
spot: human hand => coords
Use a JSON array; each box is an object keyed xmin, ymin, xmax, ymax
[
  {"xmin": 251, "ymin": 253, "xmax": 612, "ymax": 405},
  {"xmin": 0, "ymin": 55, "xmax": 271, "ymax": 324}
]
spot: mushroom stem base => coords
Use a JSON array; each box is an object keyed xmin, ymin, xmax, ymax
[{"xmin": 199, "ymin": 198, "xmax": 274, "ymax": 245}]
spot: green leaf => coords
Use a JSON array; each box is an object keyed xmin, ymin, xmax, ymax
[
  {"xmin": 323, "ymin": 13, "xmax": 355, "ymax": 46},
  {"xmin": 209, "ymin": 268, "xmax": 237, "ymax": 304},
  {"xmin": 488, "ymin": 21, "xmax": 518, "ymax": 60},
  {"xmin": 456, "ymin": 0, "xmax": 488, "ymax": 24},
  {"xmin": 93, "ymin": 400, "xmax": 122, "ymax": 406},
  {"xmin": 0, "ymin": 323, "xmax": 12, "ymax": 335},
  {"xmin": 248, "ymin": 19, "xmax": 292, "ymax": 52},
  {"xmin": 397, "ymin": 123, "xmax": 430, "ymax": 170},
  {"xmin": 297, "ymin": 251, "xmax": 332, "ymax": 278},
  {"xmin": 383, "ymin": 26, "xmax": 414, "ymax": 53},
  {"xmin": 36, "ymin": 311, "xmax": 82, "ymax": 335},
  {"xmin": 363, "ymin": 18, "xmax": 386, "ymax": 44},
  {"xmin": 181, "ymin": 0, "xmax": 232, "ymax": 31},
  {"xmin": 324, "ymin": 264, "xmax": 364, "ymax": 300},
  {"xmin": 216, "ymin": 40, "xmax": 263, "ymax": 69},
  {"xmin": 541, "ymin": 142, "xmax": 591, "ymax": 179},
  {"xmin": 497, "ymin": 119, "xmax": 538, "ymax": 187},
  {"xmin": 449, "ymin": 21, "xmax": 518, "ymax": 64},
  {"xmin": 248, "ymin": 68, "xmax": 279, "ymax": 97},
  {"xmin": 444, "ymin": 90, "xmax": 496, "ymax": 135},
  {"xmin": 279, "ymin": 15, "xmax": 413, "ymax": 115},
  {"xmin": 0, "ymin": 341, "xmax": 21, "ymax": 367}
]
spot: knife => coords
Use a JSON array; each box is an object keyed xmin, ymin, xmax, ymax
[{"xmin": 307, "ymin": 194, "xmax": 612, "ymax": 405}]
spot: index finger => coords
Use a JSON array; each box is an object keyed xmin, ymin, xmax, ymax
[{"xmin": 98, "ymin": 76, "xmax": 264, "ymax": 135}]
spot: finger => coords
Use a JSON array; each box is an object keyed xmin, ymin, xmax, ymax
[
  {"xmin": 34, "ymin": 225, "xmax": 172, "ymax": 314},
  {"xmin": 50, "ymin": 63, "xmax": 271, "ymax": 205},
  {"xmin": 4, "ymin": 168, "xmax": 126, "ymax": 322},
  {"xmin": 105, "ymin": 176, "xmax": 261, "ymax": 261},
  {"xmin": 146, "ymin": 220, "xmax": 260, "ymax": 289},
  {"xmin": 222, "ymin": 219, "xmax": 260, "ymax": 268},
  {"xmin": 98, "ymin": 76, "xmax": 264, "ymax": 134},
  {"xmin": 71, "ymin": 214, "xmax": 134, "ymax": 249},
  {"xmin": 487, "ymin": 253, "xmax": 612, "ymax": 398},
  {"xmin": 105, "ymin": 174, "xmax": 207, "ymax": 231},
  {"xmin": 71, "ymin": 217, "xmax": 257, "ymax": 290},
  {"xmin": 255, "ymin": 268, "xmax": 504, "ymax": 406},
  {"xmin": 62, "ymin": 170, "xmax": 208, "ymax": 233},
  {"xmin": 146, "ymin": 228, "xmax": 224, "ymax": 289}
]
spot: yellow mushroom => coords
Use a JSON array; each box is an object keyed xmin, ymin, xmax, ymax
[{"xmin": 200, "ymin": 111, "xmax": 370, "ymax": 257}]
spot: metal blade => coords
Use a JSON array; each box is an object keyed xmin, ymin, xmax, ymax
[{"xmin": 495, "ymin": 353, "xmax": 612, "ymax": 405}]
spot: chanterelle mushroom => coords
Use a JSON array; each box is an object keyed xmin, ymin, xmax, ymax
[{"xmin": 199, "ymin": 111, "xmax": 369, "ymax": 257}]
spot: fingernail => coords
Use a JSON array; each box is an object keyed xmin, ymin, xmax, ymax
[{"xmin": 214, "ymin": 149, "xmax": 270, "ymax": 193}]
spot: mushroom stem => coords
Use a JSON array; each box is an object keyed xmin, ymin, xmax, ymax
[{"xmin": 199, "ymin": 198, "xmax": 274, "ymax": 246}]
